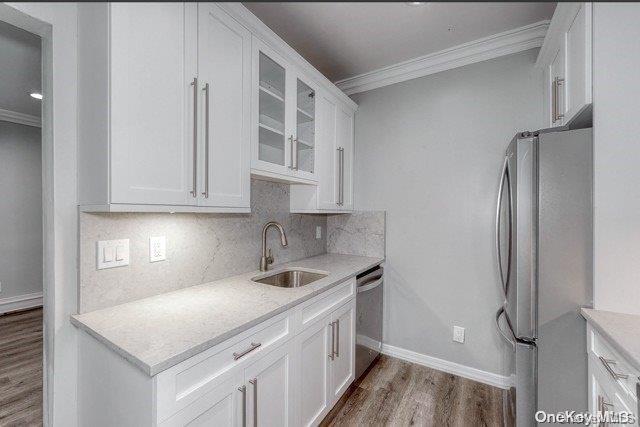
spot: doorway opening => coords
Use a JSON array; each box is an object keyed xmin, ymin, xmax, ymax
[{"xmin": 0, "ymin": 19, "xmax": 44, "ymax": 425}]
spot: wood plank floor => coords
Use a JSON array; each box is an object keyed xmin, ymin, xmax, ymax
[
  {"xmin": 0, "ymin": 308, "xmax": 43, "ymax": 427},
  {"xmin": 321, "ymin": 355, "xmax": 506, "ymax": 427}
]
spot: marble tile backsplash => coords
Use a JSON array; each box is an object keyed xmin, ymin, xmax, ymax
[
  {"xmin": 327, "ymin": 211, "xmax": 385, "ymax": 258},
  {"xmin": 79, "ymin": 180, "xmax": 327, "ymax": 313}
]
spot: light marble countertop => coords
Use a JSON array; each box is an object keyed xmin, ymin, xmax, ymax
[
  {"xmin": 581, "ymin": 308, "xmax": 640, "ymax": 371},
  {"xmin": 71, "ymin": 253, "xmax": 383, "ymax": 376}
]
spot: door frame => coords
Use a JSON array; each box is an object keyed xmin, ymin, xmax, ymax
[{"xmin": 0, "ymin": 5, "xmax": 61, "ymax": 426}]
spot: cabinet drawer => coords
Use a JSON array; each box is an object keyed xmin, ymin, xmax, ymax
[
  {"xmin": 588, "ymin": 325, "xmax": 640, "ymax": 405},
  {"xmin": 156, "ymin": 311, "xmax": 292, "ymax": 423},
  {"xmin": 293, "ymin": 278, "xmax": 355, "ymax": 333}
]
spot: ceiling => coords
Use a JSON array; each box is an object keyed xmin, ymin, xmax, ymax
[
  {"xmin": 244, "ymin": 2, "xmax": 556, "ymax": 82},
  {"xmin": 0, "ymin": 21, "xmax": 41, "ymax": 117}
]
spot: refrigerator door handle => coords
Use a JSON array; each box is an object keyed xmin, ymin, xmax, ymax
[
  {"xmin": 495, "ymin": 156, "xmax": 513, "ymax": 301},
  {"xmin": 496, "ymin": 306, "xmax": 516, "ymax": 351}
]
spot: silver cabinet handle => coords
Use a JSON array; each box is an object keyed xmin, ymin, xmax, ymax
[
  {"xmin": 328, "ymin": 321, "xmax": 335, "ymax": 360},
  {"xmin": 336, "ymin": 147, "xmax": 344, "ymax": 205},
  {"xmin": 599, "ymin": 356, "xmax": 629, "ymax": 380},
  {"xmin": 190, "ymin": 77, "xmax": 198, "ymax": 197},
  {"xmin": 233, "ymin": 342, "xmax": 261, "ymax": 361},
  {"xmin": 495, "ymin": 156, "xmax": 512, "ymax": 302},
  {"xmin": 238, "ymin": 385, "xmax": 247, "ymax": 427},
  {"xmin": 335, "ymin": 318, "xmax": 340, "ymax": 357},
  {"xmin": 598, "ymin": 395, "xmax": 614, "ymax": 427},
  {"xmin": 202, "ymin": 82, "xmax": 210, "ymax": 198},
  {"xmin": 249, "ymin": 378, "xmax": 258, "ymax": 427},
  {"xmin": 495, "ymin": 306, "xmax": 516, "ymax": 351},
  {"xmin": 552, "ymin": 77, "xmax": 565, "ymax": 123},
  {"xmin": 288, "ymin": 135, "xmax": 294, "ymax": 169}
]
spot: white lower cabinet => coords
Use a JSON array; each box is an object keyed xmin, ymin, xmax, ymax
[
  {"xmin": 78, "ymin": 278, "xmax": 359, "ymax": 427},
  {"xmin": 244, "ymin": 340, "xmax": 296, "ymax": 427}
]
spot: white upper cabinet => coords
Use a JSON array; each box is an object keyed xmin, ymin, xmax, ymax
[
  {"xmin": 78, "ymin": 3, "xmax": 251, "ymax": 212},
  {"xmin": 290, "ymin": 90, "xmax": 355, "ymax": 213},
  {"xmin": 537, "ymin": 3, "xmax": 592, "ymax": 128},
  {"xmin": 251, "ymin": 38, "xmax": 320, "ymax": 185},
  {"xmin": 197, "ymin": 3, "xmax": 251, "ymax": 209}
]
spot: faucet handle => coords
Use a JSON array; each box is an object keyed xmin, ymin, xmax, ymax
[{"xmin": 267, "ymin": 248, "xmax": 274, "ymax": 264}]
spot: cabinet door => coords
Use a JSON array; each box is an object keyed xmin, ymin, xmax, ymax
[
  {"xmin": 197, "ymin": 4, "xmax": 251, "ymax": 208},
  {"xmin": 316, "ymin": 92, "xmax": 338, "ymax": 210},
  {"xmin": 244, "ymin": 341, "xmax": 296, "ymax": 427},
  {"xmin": 109, "ymin": 3, "xmax": 197, "ymax": 205},
  {"xmin": 549, "ymin": 41, "xmax": 567, "ymax": 127},
  {"xmin": 336, "ymin": 106, "xmax": 354, "ymax": 210},
  {"xmin": 565, "ymin": 3, "xmax": 592, "ymax": 122},
  {"xmin": 296, "ymin": 315, "xmax": 332, "ymax": 427},
  {"xmin": 160, "ymin": 373, "xmax": 243, "ymax": 427},
  {"xmin": 252, "ymin": 39, "xmax": 292, "ymax": 176},
  {"xmin": 292, "ymin": 74, "xmax": 318, "ymax": 182},
  {"xmin": 329, "ymin": 300, "xmax": 355, "ymax": 402}
]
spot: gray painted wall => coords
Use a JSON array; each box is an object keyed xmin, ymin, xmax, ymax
[
  {"xmin": 351, "ymin": 49, "xmax": 544, "ymax": 376},
  {"xmin": 592, "ymin": 4, "xmax": 640, "ymax": 316},
  {"xmin": 0, "ymin": 121, "xmax": 42, "ymax": 300},
  {"xmin": 79, "ymin": 179, "xmax": 327, "ymax": 313}
]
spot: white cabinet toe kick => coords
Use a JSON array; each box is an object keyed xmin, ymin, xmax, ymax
[{"xmin": 78, "ymin": 278, "xmax": 357, "ymax": 427}]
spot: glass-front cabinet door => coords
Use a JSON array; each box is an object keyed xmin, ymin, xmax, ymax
[
  {"xmin": 293, "ymin": 77, "xmax": 316, "ymax": 180},
  {"xmin": 252, "ymin": 40, "xmax": 290, "ymax": 176}
]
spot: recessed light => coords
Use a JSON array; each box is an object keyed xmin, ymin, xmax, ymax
[{"xmin": 30, "ymin": 92, "xmax": 43, "ymax": 100}]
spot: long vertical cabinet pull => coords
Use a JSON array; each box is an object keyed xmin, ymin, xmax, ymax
[
  {"xmin": 328, "ymin": 321, "xmax": 335, "ymax": 360},
  {"xmin": 293, "ymin": 138, "xmax": 298, "ymax": 170},
  {"xmin": 288, "ymin": 136, "xmax": 294, "ymax": 169},
  {"xmin": 201, "ymin": 83, "xmax": 210, "ymax": 198},
  {"xmin": 190, "ymin": 77, "xmax": 198, "ymax": 197},
  {"xmin": 238, "ymin": 385, "xmax": 247, "ymax": 427},
  {"xmin": 249, "ymin": 378, "xmax": 258, "ymax": 427},
  {"xmin": 335, "ymin": 318, "xmax": 340, "ymax": 357},
  {"xmin": 552, "ymin": 77, "xmax": 565, "ymax": 123},
  {"xmin": 336, "ymin": 147, "xmax": 344, "ymax": 206}
]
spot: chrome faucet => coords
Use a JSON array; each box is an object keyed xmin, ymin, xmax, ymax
[{"xmin": 260, "ymin": 221, "xmax": 288, "ymax": 271}]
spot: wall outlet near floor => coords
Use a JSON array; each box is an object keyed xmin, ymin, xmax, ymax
[
  {"xmin": 453, "ymin": 326, "xmax": 465, "ymax": 343},
  {"xmin": 149, "ymin": 236, "xmax": 166, "ymax": 262},
  {"xmin": 316, "ymin": 226, "xmax": 322, "ymax": 239},
  {"xmin": 97, "ymin": 239, "xmax": 130, "ymax": 270}
]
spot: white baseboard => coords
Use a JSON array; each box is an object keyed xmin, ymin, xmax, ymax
[
  {"xmin": 0, "ymin": 292, "xmax": 43, "ymax": 314},
  {"xmin": 381, "ymin": 343, "xmax": 512, "ymax": 389}
]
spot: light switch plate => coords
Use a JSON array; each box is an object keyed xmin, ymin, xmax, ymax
[
  {"xmin": 149, "ymin": 236, "xmax": 166, "ymax": 262},
  {"xmin": 453, "ymin": 326, "xmax": 465, "ymax": 343},
  {"xmin": 97, "ymin": 239, "xmax": 129, "ymax": 270}
]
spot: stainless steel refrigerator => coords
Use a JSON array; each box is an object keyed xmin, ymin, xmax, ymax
[{"xmin": 495, "ymin": 127, "xmax": 593, "ymax": 426}]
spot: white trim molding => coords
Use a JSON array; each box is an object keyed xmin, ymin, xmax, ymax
[
  {"xmin": 336, "ymin": 20, "xmax": 550, "ymax": 95},
  {"xmin": 0, "ymin": 108, "xmax": 42, "ymax": 128},
  {"xmin": 0, "ymin": 291, "xmax": 43, "ymax": 314},
  {"xmin": 381, "ymin": 343, "xmax": 513, "ymax": 389}
]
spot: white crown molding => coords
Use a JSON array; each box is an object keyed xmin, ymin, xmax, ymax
[
  {"xmin": 381, "ymin": 343, "xmax": 513, "ymax": 389},
  {"xmin": 336, "ymin": 20, "xmax": 550, "ymax": 95},
  {"xmin": 0, "ymin": 291, "xmax": 43, "ymax": 314},
  {"xmin": 218, "ymin": 3, "xmax": 358, "ymax": 111},
  {"xmin": 0, "ymin": 108, "xmax": 42, "ymax": 128}
]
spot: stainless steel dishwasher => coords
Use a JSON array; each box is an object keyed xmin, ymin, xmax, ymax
[{"xmin": 355, "ymin": 265, "xmax": 383, "ymax": 380}]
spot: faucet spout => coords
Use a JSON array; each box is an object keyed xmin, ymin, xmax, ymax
[{"xmin": 260, "ymin": 221, "xmax": 288, "ymax": 272}]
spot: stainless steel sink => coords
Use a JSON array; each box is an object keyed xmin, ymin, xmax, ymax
[{"xmin": 252, "ymin": 269, "xmax": 328, "ymax": 288}]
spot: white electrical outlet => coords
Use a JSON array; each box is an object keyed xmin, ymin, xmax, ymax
[
  {"xmin": 149, "ymin": 236, "xmax": 166, "ymax": 262},
  {"xmin": 97, "ymin": 239, "xmax": 129, "ymax": 270},
  {"xmin": 453, "ymin": 326, "xmax": 465, "ymax": 343},
  {"xmin": 316, "ymin": 226, "xmax": 322, "ymax": 239}
]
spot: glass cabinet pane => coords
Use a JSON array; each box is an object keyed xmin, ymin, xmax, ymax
[
  {"xmin": 258, "ymin": 52, "xmax": 286, "ymax": 166},
  {"xmin": 296, "ymin": 79, "xmax": 315, "ymax": 173}
]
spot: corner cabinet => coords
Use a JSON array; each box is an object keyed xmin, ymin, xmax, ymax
[
  {"xmin": 251, "ymin": 38, "xmax": 320, "ymax": 185},
  {"xmin": 77, "ymin": 278, "xmax": 359, "ymax": 427},
  {"xmin": 537, "ymin": 3, "xmax": 592, "ymax": 128},
  {"xmin": 290, "ymin": 90, "xmax": 355, "ymax": 213},
  {"xmin": 78, "ymin": 3, "xmax": 251, "ymax": 213}
]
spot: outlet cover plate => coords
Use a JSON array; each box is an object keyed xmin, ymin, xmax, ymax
[
  {"xmin": 149, "ymin": 236, "xmax": 166, "ymax": 262},
  {"xmin": 453, "ymin": 326, "xmax": 465, "ymax": 343}
]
